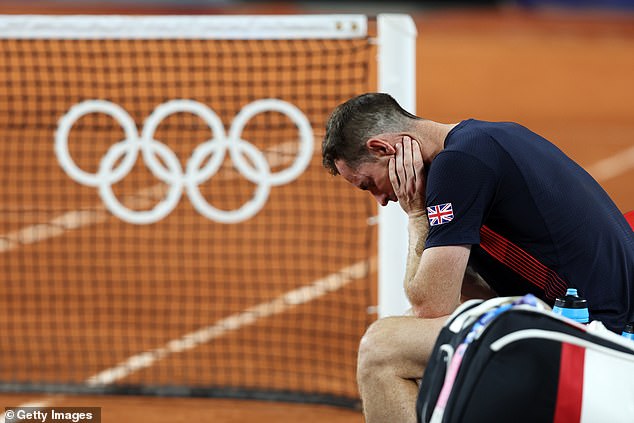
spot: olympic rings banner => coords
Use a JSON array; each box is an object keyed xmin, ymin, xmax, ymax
[{"xmin": 55, "ymin": 99, "xmax": 314, "ymax": 224}]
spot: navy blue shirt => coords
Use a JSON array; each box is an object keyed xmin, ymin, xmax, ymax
[{"xmin": 424, "ymin": 119, "xmax": 634, "ymax": 332}]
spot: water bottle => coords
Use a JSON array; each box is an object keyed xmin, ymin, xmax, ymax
[
  {"xmin": 552, "ymin": 288, "xmax": 589, "ymax": 324},
  {"xmin": 622, "ymin": 322, "xmax": 634, "ymax": 341}
]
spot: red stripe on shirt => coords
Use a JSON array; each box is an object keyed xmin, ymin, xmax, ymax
[
  {"xmin": 625, "ymin": 210, "xmax": 634, "ymax": 230},
  {"xmin": 553, "ymin": 343, "xmax": 585, "ymax": 423},
  {"xmin": 479, "ymin": 225, "xmax": 568, "ymax": 299}
]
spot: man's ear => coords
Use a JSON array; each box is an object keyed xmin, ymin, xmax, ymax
[{"xmin": 366, "ymin": 138, "xmax": 396, "ymax": 157}]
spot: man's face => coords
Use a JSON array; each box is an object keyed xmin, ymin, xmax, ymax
[{"xmin": 335, "ymin": 158, "xmax": 397, "ymax": 206}]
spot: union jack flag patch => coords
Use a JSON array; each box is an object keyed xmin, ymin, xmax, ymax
[{"xmin": 427, "ymin": 203, "xmax": 454, "ymax": 226}]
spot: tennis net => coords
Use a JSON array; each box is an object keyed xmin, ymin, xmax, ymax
[{"xmin": 0, "ymin": 14, "xmax": 410, "ymax": 407}]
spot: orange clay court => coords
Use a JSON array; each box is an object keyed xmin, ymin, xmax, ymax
[{"xmin": 0, "ymin": 6, "xmax": 633, "ymax": 423}]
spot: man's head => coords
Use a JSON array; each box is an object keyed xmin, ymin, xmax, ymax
[
  {"xmin": 322, "ymin": 92, "xmax": 419, "ymax": 174},
  {"xmin": 322, "ymin": 92, "xmax": 420, "ymax": 205}
]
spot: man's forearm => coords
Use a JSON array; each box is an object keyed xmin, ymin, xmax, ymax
[{"xmin": 404, "ymin": 213, "xmax": 429, "ymax": 295}]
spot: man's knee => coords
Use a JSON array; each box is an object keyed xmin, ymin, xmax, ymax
[
  {"xmin": 357, "ymin": 315, "xmax": 447, "ymax": 386},
  {"xmin": 357, "ymin": 317, "xmax": 403, "ymax": 382}
]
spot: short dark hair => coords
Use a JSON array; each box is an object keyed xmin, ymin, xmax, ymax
[{"xmin": 322, "ymin": 92, "xmax": 419, "ymax": 175}]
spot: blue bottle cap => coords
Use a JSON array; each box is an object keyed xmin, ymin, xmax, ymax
[
  {"xmin": 554, "ymin": 288, "xmax": 587, "ymax": 309},
  {"xmin": 553, "ymin": 288, "xmax": 589, "ymax": 324},
  {"xmin": 622, "ymin": 322, "xmax": 634, "ymax": 340}
]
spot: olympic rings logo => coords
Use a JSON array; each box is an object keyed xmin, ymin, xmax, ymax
[{"xmin": 55, "ymin": 99, "xmax": 313, "ymax": 224}]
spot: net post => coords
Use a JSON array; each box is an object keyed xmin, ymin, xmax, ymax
[{"xmin": 377, "ymin": 14, "xmax": 417, "ymax": 318}]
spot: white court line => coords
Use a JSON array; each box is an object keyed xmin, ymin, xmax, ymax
[
  {"xmin": 86, "ymin": 257, "xmax": 375, "ymax": 385},
  {"xmin": 585, "ymin": 145, "xmax": 634, "ymax": 183},
  {"xmin": 0, "ymin": 184, "xmax": 156, "ymax": 253}
]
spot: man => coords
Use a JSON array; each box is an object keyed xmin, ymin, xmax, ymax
[{"xmin": 321, "ymin": 92, "xmax": 634, "ymax": 423}]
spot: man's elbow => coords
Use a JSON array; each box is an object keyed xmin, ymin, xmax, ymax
[
  {"xmin": 410, "ymin": 302, "xmax": 453, "ymax": 319},
  {"xmin": 405, "ymin": 277, "xmax": 461, "ymax": 319},
  {"xmin": 407, "ymin": 289, "xmax": 452, "ymax": 318}
]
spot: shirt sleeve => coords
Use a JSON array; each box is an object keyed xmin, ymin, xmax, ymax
[{"xmin": 424, "ymin": 150, "xmax": 498, "ymax": 249}]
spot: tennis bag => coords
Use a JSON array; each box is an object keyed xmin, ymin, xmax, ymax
[{"xmin": 416, "ymin": 295, "xmax": 634, "ymax": 423}]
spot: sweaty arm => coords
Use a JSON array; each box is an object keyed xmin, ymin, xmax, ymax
[
  {"xmin": 403, "ymin": 211, "xmax": 429, "ymax": 287},
  {"xmin": 403, "ymin": 215, "xmax": 495, "ymax": 317},
  {"xmin": 407, "ymin": 245, "xmax": 471, "ymax": 318}
]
